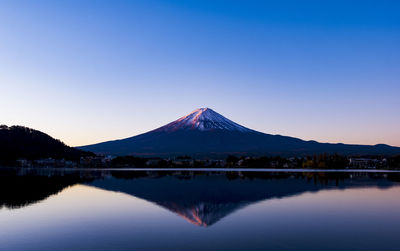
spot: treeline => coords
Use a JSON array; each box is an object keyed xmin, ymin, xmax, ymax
[
  {"xmin": 107, "ymin": 153, "xmax": 400, "ymax": 169},
  {"xmin": 0, "ymin": 125, "xmax": 93, "ymax": 166},
  {"xmin": 226, "ymin": 154, "xmax": 348, "ymax": 169},
  {"xmin": 227, "ymin": 154, "xmax": 400, "ymax": 169},
  {"xmin": 388, "ymin": 155, "xmax": 400, "ymax": 169},
  {"xmin": 301, "ymin": 154, "xmax": 349, "ymax": 169},
  {"xmin": 226, "ymin": 155, "xmax": 302, "ymax": 168},
  {"xmin": 110, "ymin": 155, "xmax": 223, "ymax": 168}
]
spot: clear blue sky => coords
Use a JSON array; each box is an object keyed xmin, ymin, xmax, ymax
[{"xmin": 1, "ymin": 0, "xmax": 399, "ymax": 146}]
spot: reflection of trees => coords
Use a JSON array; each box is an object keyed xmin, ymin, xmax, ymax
[{"xmin": 0, "ymin": 170, "xmax": 92, "ymax": 209}]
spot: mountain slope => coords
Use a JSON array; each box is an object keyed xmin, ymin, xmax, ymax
[
  {"xmin": 79, "ymin": 108, "xmax": 400, "ymax": 157},
  {"xmin": 0, "ymin": 125, "xmax": 93, "ymax": 165}
]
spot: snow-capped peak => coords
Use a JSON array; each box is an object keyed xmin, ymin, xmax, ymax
[{"xmin": 153, "ymin": 108, "xmax": 253, "ymax": 133}]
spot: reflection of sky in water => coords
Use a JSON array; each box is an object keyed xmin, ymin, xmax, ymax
[{"xmin": 1, "ymin": 178, "xmax": 400, "ymax": 250}]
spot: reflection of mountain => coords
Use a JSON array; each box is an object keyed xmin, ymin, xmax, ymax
[
  {"xmin": 159, "ymin": 201, "xmax": 241, "ymax": 227},
  {"xmin": 2, "ymin": 170, "xmax": 400, "ymax": 226},
  {"xmin": 90, "ymin": 172, "xmax": 400, "ymax": 227}
]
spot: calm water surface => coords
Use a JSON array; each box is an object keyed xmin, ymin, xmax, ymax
[{"xmin": 1, "ymin": 169, "xmax": 400, "ymax": 251}]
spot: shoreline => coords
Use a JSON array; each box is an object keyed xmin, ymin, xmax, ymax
[{"xmin": 3, "ymin": 166, "xmax": 400, "ymax": 173}]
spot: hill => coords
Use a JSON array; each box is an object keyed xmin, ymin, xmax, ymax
[{"xmin": 0, "ymin": 125, "xmax": 93, "ymax": 165}]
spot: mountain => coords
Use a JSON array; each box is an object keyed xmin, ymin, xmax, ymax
[
  {"xmin": 79, "ymin": 108, "xmax": 400, "ymax": 158},
  {"xmin": 0, "ymin": 125, "xmax": 93, "ymax": 165}
]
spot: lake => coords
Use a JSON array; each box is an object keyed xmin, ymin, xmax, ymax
[{"xmin": 1, "ymin": 168, "xmax": 400, "ymax": 251}]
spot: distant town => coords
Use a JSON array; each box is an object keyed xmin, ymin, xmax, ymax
[{"xmin": 14, "ymin": 154, "xmax": 400, "ymax": 170}]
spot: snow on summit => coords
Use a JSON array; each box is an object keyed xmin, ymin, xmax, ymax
[{"xmin": 153, "ymin": 108, "xmax": 253, "ymax": 133}]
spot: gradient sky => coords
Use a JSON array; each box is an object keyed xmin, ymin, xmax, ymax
[{"xmin": 1, "ymin": 0, "xmax": 399, "ymax": 147}]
